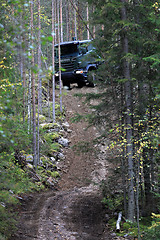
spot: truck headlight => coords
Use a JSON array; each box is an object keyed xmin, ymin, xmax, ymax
[{"xmin": 76, "ymin": 70, "xmax": 84, "ymax": 74}]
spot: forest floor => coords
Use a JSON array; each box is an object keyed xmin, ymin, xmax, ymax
[{"xmin": 11, "ymin": 85, "xmax": 133, "ymax": 240}]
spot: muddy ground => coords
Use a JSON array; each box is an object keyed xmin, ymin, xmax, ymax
[{"xmin": 11, "ymin": 86, "xmax": 131, "ymax": 240}]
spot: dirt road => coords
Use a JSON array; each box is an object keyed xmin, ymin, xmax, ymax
[{"xmin": 11, "ymin": 86, "xmax": 124, "ymax": 240}]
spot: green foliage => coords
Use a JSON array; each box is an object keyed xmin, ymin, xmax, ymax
[
  {"xmin": 43, "ymin": 132, "xmax": 60, "ymax": 143},
  {"xmin": 0, "ymin": 153, "xmax": 34, "ymax": 238},
  {"xmin": 142, "ymin": 214, "xmax": 160, "ymax": 240}
]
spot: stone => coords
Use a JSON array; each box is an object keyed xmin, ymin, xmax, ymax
[
  {"xmin": 58, "ymin": 137, "xmax": 69, "ymax": 147},
  {"xmin": 57, "ymin": 152, "xmax": 65, "ymax": 160},
  {"xmin": 50, "ymin": 157, "xmax": 56, "ymax": 163},
  {"xmin": 62, "ymin": 122, "xmax": 70, "ymax": 130},
  {"xmin": 26, "ymin": 154, "xmax": 33, "ymax": 163}
]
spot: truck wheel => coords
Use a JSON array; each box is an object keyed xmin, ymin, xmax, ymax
[{"xmin": 77, "ymin": 82, "xmax": 85, "ymax": 88}]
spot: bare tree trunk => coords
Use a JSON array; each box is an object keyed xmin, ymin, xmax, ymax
[
  {"xmin": 68, "ymin": 1, "xmax": 71, "ymax": 41},
  {"xmin": 57, "ymin": 0, "xmax": 63, "ymax": 112},
  {"xmin": 70, "ymin": 0, "xmax": 94, "ymax": 40},
  {"xmin": 55, "ymin": 0, "xmax": 58, "ymax": 44},
  {"xmin": 74, "ymin": 0, "xmax": 77, "ymax": 40},
  {"xmin": 65, "ymin": 0, "xmax": 69, "ymax": 41},
  {"xmin": 136, "ymin": 156, "xmax": 140, "ymax": 239},
  {"xmin": 121, "ymin": 0, "xmax": 135, "ymax": 222},
  {"xmin": 60, "ymin": 0, "xmax": 63, "ymax": 42},
  {"xmin": 37, "ymin": 0, "xmax": 42, "ymax": 165},
  {"xmin": 52, "ymin": 0, "xmax": 56, "ymax": 122},
  {"xmin": 120, "ymin": 83, "xmax": 127, "ymax": 218},
  {"xmin": 77, "ymin": 0, "xmax": 82, "ymax": 40},
  {"xmin": 20, "ymin": 11, "xmax": 26, "ymax": 124},
  {"xmin": 86, "ymin": 2, "xmax": 90, "ymax": 40},
  {"xmin": 31, "ymin": 0, "xmax": 37, "ymax": 168},
  {"xmin": 28, "ymin": 70, "xmax": 32, "ymax": 134}
]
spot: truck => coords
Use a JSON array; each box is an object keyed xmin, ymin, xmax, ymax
[{"xmin": 54, "ymin": 39, "xmax": 99, "ymax": 88}]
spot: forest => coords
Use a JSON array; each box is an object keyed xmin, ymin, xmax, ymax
[{"xmin": 0, "ymin": 0, "xmax": 160, "ymax": 239}]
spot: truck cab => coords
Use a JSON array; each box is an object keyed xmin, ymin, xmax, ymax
[{"xmin": 55, "ymin": 40, "xmax": 99, "ymax": 88}]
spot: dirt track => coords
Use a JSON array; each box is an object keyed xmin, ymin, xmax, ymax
[{"xmin": 11, "ymin": 86, "xmax": 128, "ymax": 240}]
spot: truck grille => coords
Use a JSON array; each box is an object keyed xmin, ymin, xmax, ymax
[
  {"xmin": 61, "ymin": 60, "xmax": 75, "ymax": 72},
  {"xmin": 55, "ymin": 60, "xmax": 77, "ymax": 72}
]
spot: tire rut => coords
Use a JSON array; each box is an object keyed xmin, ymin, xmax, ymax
[{"xmin": 11, "ymin": 86, "xmax": 129, "ymax": 240}]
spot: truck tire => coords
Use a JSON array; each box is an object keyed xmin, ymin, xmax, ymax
[{"xmin": 77, "ymin": 81, "xmax": 85, "ymax": 88}]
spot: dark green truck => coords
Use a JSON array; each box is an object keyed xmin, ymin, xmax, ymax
[{"xmin": 55, "ymin": 39, "xmax": 99, "ymax": 88}]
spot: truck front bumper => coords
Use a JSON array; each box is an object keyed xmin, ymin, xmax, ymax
[{"xmin": 55, "ymin": 70, "xmax": 88, "ymax": 85}]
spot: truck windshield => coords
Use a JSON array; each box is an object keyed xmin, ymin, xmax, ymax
[{"xmin": 55, "ymin": 43, "xmax": 79, "ymax": 57}]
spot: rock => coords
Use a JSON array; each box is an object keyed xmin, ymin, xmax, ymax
[
  {"xmin": 67, "ymin": 129, "xmax": 72, "ymax": 133},
  {"xmin": 111, "ymin": 233, "xmax": 117, "ymax": 237},
  {"xmin": 58, "ymin": 137, "xmax": 69, "ymax": 147},
  {"xmin": 50, "ymin": 157, "xmax": 56, "ymax": 163},
  {"xmin": 62, "ymin": 122, "xmax": 70, "ymax": 130},
  {"xmin": 46, "ymin": 177, "xmax": 56, "ymax": 188},
  {"xmin": 57, "ymin": 152, "xmax": 65, "ymax": 160},
  {"xmin": 26, "ymin": 154, "xmax": 33, "ymax": 163},
  {"xmin": 124, "ymin": 234, "xmax": 129, "ymax": 237}
]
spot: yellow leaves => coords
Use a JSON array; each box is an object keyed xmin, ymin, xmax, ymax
[
  {"xmin": 0, "ymin": 60, "xmax": 9, "ymax": 69},
  {"xmin": 0, "ymin": 79, "xmax": 22, "ymax": 91},
  {"xmin": 153, "ymin": 2, "xmax": 160, "ymax": 12},
  {"xmin": 152, "ymin": 213, "xmax": 160, "ymax": 219}
]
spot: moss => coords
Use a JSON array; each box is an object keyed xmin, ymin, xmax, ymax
[
  {"xmin": 25, "ymin": 114, "xmax": 46, "ymax": 124},
  {"xmin": 40, "ymin": 122, "xmax": 60, "ymax": 130},
  {"xmin": 43, "ymin": 132, "xmax": 60, "ymax": 143},
  {"xmin": 123, "ymin": 222, "xmax": 131, "ymax": 230},
  {"xmin": 108, "ymin": 218, "xmax": 117, "ymax": 228},
  {"xmin": 50, "ymin": 143, "xmax": 62, "ymax": 152},
  {"xmin": 50, "ymin": 171, "xmax": 60, "ymax": 178}
]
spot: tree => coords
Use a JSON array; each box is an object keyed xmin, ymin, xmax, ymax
[
  {"xmin": 120, "ymin": 0, "xmax": 135, "ymax": 222},
  {"xmin": 57, "ymin": 0, "xmax": 63, "ymax": 112},
  {"xmin": 30, "ymin": 0, "xmax": 37, "ymax": 167},
  {"xmin": 37, "ymin": 0, "xmax": 42, "ymax": 165},
  {"xmin": 52, "ymin": 0, "xmax": 56, "ymax": 122},
  {"xmin": 86, "ymin": 0, "xmax": 160, "ymax": 223}
]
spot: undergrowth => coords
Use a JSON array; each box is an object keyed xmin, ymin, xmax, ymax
[{"xmin": 0, "ymin": 96, "xmax": 65, "ymax": 239}]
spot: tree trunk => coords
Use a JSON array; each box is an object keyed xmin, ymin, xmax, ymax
[
  {"xmin": 120, "ymin": 83, "xmax": 127, "ymax": 218},
  {"xmin": 74, "ymin": 0, "xmax": 77, "ymax": 40},
  {"xmin": 121, "ymin": 0, "xmax": 135, "ymax": 222},
  {"xmin": 60, "ymin": 0, "xmax": 63, "ymax": 42},
  {"xmin": 86, "ymin": 2, "xmax": 90, "ymax": 40},
  {"xmin": 52, "ymin": 0, "xmax": 56, "ymax": 122},
  {"xmin": 31, "ymin": 0, "xmax": 37, "ymax": 168},
  {"xmin": 57, "ymin": 0, "xmax": 63, "ymax": 112},
  {"xmin": 77, "ymin": 0, "xmax": 82, "ymax": 40},
  {"xmin": 37, "ymin": 0, "xmax": 42, "ymax": 165},
  {"xmin": 65, "ymin": 0, "xmax": 69, "ymax": 41}
]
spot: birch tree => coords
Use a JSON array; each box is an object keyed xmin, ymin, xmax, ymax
[
  {"xmin": 37, "ymin": 0, "xmax": 42, "ymax": 165},
  {"xmin": 60, "ymin": 0, "xmax": 63, "ymax": 42},
  {"xmin": 57, "ymin": 0, "xmax": 63, "ymax": 112},
  {"xmin": 30, "ymin": 0, "xmax": 37, "ymax": 168},
  {"xmin": 52, "ymin": 0, "xmax": 56, "ymax": 122}
]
